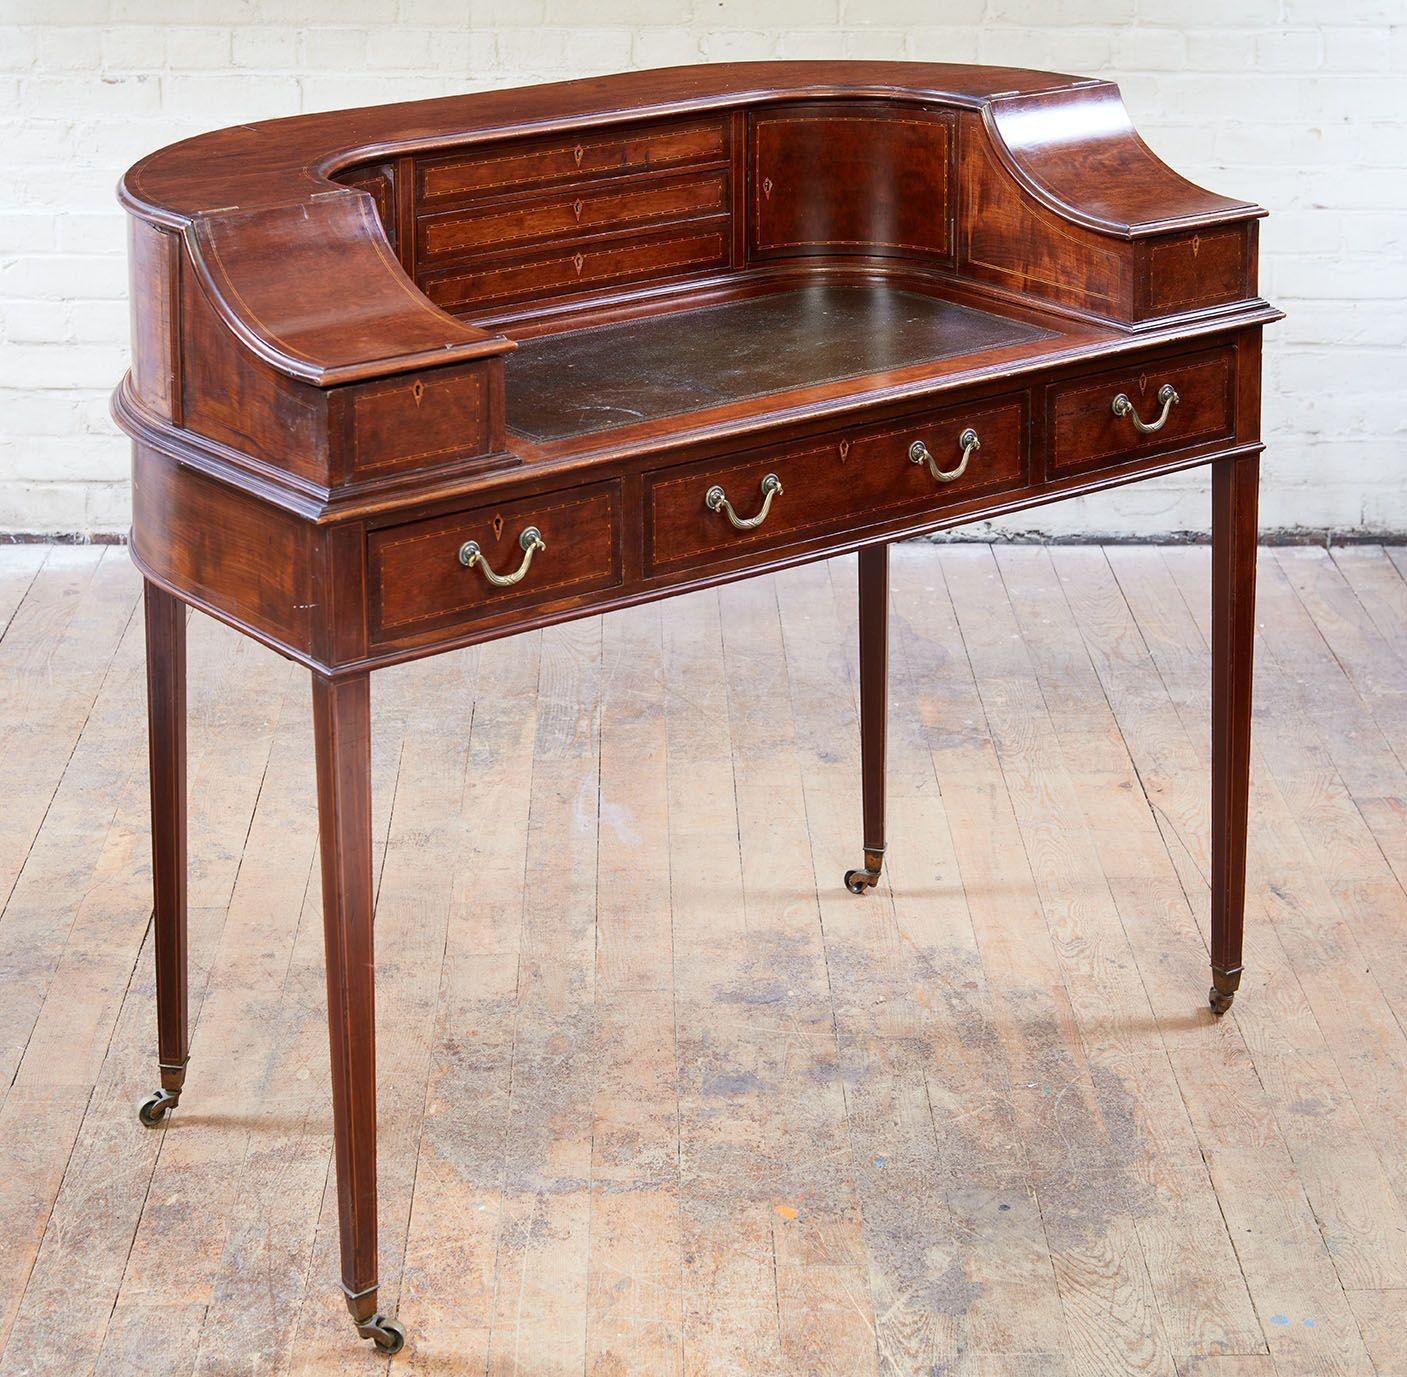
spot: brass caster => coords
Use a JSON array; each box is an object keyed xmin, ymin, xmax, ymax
[
  {"xmin": 1208, "ymin": 986, "xmax": 1235, "ymax": 1016},
  {"xmin": 844, "ymin": 848, "xmax": 885, "ymax": 895},
  {"xmin": 355, "ymin": 1314, "xmax": 406, "ymax": 1354},
  {"xmin": 844, "ymin": 867, "xmax": 880, "ymax": 895},
  {"xmin": 137, "ymin": 1088, "xmax": 180, "ymax": 1127}
]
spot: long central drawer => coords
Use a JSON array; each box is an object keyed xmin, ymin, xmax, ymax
[{"xmin": 646, "ymin": 394, "xmax": 1029, "ymax": 574}]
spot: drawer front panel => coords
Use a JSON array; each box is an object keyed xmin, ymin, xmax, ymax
[
  {"xmin": 647, "ymin": 396, "xmax": 1027, "ymax": 573},
  {"xmin": 346, "ymin": 364, "xmax": 492, "ymax": 477},
  {"xmin": 1048, "ymin": 346, "xmax": 1236, "ymax": 477},
  {"xmin": 369, "ymin": 482, "xmax": 621, "ymax": 644},
  {"xmin": 420, "ymin": 221, "xmax": 730, "ymax": 313},
  {"xmin": 1141, "ymin": 227, "xmax": 1251, "ymax": 319},
  {"xmin": 418, "ymin": 170, "xmax": 730, "ymax": 264},
  {"xmin": 418, "ymin": 118, "xmax": 728, "ymax": 203}
]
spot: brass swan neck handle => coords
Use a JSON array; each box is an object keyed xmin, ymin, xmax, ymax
[
  {"xmin": 1112, "ymin": 383, "xmax": 1179, "ymax": 434},
  {"xmin": 705, "ymin": 473, "xmax": 783, "ymax": 530},
  {"xmin": 910, "ymin": 427, "xmax": 979, "ymax": 484},
  {"xmin": 458, "ymin": 526, "xmax": 545, "ymax": 587}
]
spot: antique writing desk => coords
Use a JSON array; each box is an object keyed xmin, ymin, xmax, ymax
[{"xmin": 115, "ymin": 62, "xmax": 1277, "ymax": 1353}]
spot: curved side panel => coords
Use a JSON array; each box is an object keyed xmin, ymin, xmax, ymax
[
  {"xmin": 128, "ymin": 219, "xmax": 181, "ymax": 423},
  {"xmin": 130, "ymin": 440, "xmax": 321, "ymax": 664},
  {"xmin": 959, "ymin": 113, "xmax": 1132, "ymax": 320},
  {"xmin": 985, "ymin": 83, "xmax": 1261, "ymax": 238},
  {"xmin": 184, "ymin": 193, "xmax": 512, "ymax": 387}
]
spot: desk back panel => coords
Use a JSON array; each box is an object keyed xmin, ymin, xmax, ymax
[{"xmin": 329, "ymin": 92, "xmax": 1257, "ymax": 337}]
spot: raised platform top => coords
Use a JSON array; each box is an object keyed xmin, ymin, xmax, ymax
[{"xmin": 117, "ymin": 63, "xmax": 1267, "ymax": 393}]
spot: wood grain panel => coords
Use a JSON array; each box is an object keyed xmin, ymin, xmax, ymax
[
  {"xmin": 959, "ymin": 111, "xmax": 1132, "ymax": 320},
  {"xmin": 750, "ymin": 103, "xmax": 955, "ymax": 261},
  {"xmin": 178, "ymin": 266, "xmax": 330, "ymax": 485},
  {"xmin": 339, "ymin": 161, "xmax": 397, "ymax": 255},
  {"xmin": 129, "ymin": 442, "xmax": 317, "ymax": 654}
]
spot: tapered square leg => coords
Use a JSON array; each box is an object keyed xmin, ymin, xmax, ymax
[
  {"xmin": 312, "ymin": 672, "xmax": 404, "ymax": 1354},
  {"xmin": 1209, "ymin": 454, "xmax": 1259, "ymax": 1014},
  {"xmin": 845, "ymin": 544, "xmax": 889, "ymax": 895},
  {"xmin": 138, "ymin": 580, "xmax": 188, "ymax": 1128}
]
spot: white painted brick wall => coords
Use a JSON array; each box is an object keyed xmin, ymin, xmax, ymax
[{"xmin": 1, "ymin": 1, "xmax": 1403, "ymax": 538}]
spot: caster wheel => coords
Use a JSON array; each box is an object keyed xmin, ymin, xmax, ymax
[
  {"xmin": 137, "ymin": 1089, "xmax": 179, "ymax": 1127},
  {"xmin": 1208, "ymin": 986, "xmax": 1235, "ymax": 1016},
  {"xmin": 356, "ymin": 1314, "xmax": 406, "ymax": 1354},
  {"xmin": 844, "ymin": 868, "xmax": 871, "ymax": 895}
]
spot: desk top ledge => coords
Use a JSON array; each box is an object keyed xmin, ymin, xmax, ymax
[{"xmin": 121, "ymin": 62, "xmax": 1254, "ymax": 237}]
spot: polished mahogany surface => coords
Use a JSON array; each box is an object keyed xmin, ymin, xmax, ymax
[
  {"xmin": 505, "ymin": 284, "xmax": 1053, "ymax": 441},
  {"xmin": 114, "ymin": 61, "xmax": 1275, "ymax": 1352}
]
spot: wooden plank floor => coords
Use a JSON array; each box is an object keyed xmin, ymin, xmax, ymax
[{"xmin": 1, "ymin": 542, "xmax": 1405, "ymax": 1376}]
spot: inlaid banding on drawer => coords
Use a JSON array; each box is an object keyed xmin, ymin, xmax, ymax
[
  {"xmin": 346, "ymin": 364, "xmax": 491, "ymax": 476},
  {"xmin": 418, "ymin": 118, "xmax": 728, "ymax": 203},
  {"xmin": 418, "ymin": 169, "xmax": 729, "ymax": 263},
  {"xmin": 419, "ymin": 221, "xmax": 730, "ymax": 312},
  {"xmin": 368, "ymin": 482, "xmax": 622, "ymax": 644},
  {"xmin": 1141, "ymin": 227, "xmax": 1250, "ymax": 319},
  {"xmin": 1047, "ymin": 346, "xmax": 1236, "ymax": 477},
  {"xmin": 647, "ymin": 395, "xmax": 1027, "ymax": 573}
]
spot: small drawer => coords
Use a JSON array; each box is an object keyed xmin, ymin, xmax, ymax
[
  {"xmin": 1048, "ymin": 346, "xmax": 1236, "ymax": 478},
  {"xmin": 342, "ymin": 363, "xmax": 494, "ymax": 478},
  {"xmin": 418, "ymin": 118, "xmax": 728, "ymax": 204},
  {"xmin": 646, "ymin": 395, "xmax": 1027, "ymax": 573},
  {"xmin": 368, "ymin": 481, "xmax": 622, "ymax": 646},
  {"xmin": 418, "ymin": 169, "xmax": 730, "ymax": 264},
  {"xmin": 420, "ymin": 220, "xmax": 730, "ymax": 314}
]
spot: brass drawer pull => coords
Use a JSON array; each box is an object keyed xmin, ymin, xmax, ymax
[
  {"xmin": 458, "ymin": 526, "xmax": 545, "ymax": 587},
  {"xmin": 705, "ymin": 473, "xmax": 782, "ymax": 530},
  {"xmin": 1112, "ymin": 383, "xmax": 1179, "ymax": 434},
  {"xmin": 910, "ymin": 427, "xmax": 979, "ymax": 484}
]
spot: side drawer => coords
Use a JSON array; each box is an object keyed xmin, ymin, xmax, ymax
[
  {"xmin": 1047, "ymin": 345, "xmax": 1236, "ymax": 478},
  {"xmin": 418, "ymin": 117, "xmax": 728, "ymax": 203},
  {"xmin": 339, "ymin": 362, "xmax": 497, "ymax": 479},
  {"xmin": 368, "ymin": 481, "xmax": 622, "ymax": 646},
  {"xmin": 420, "ymin": 220, "xmax": 730, "ymax": 313},
  {"xmin": 646, "ymin": 395, "xmax": 1027, "ymax": 574},
  {"xmin": 417, "ymin": 169, "xmax": 730, "ymax": 265}
]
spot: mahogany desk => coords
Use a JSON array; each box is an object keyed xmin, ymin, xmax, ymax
[{"xmin": 114, "ymin": 61, "xmax": 1278, "ymax": 1353}]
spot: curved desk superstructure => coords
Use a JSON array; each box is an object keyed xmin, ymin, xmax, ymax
[{"xmin": 114, "ymin": 62, "xmax": 1275, "ymax": 1352}]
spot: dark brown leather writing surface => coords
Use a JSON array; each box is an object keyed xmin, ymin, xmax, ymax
[{"xmin": 505, "ymin": 284, "xmax": 1053, "ymax": 441}]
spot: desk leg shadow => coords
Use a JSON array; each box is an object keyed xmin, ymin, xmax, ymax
[
  {"xmin": 845, "ymin": 543, "xmax": 888, "ymax": 895},
  {"xmin": 1209, "ymin": 453, "xmax": 1258, "ymax": 1015}
]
